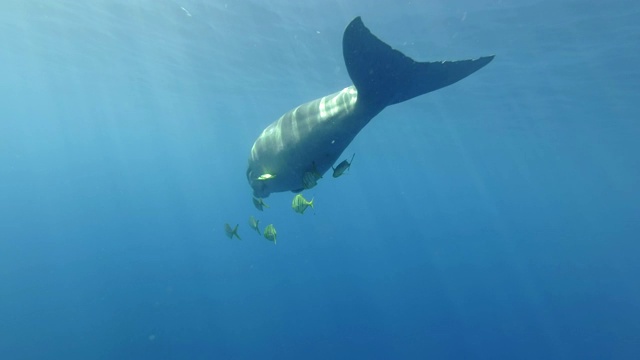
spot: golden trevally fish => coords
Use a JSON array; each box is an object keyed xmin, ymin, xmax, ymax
[
  {"xmin": 252, "ymin": 197, "xmax": 269, "ymax": 211},
  {"xmin": 332, "ymin": 153, "xmax": 355, "ymax": 178},
  {"xmin": 292, "ymin": 194, "xmax": 314, "ymax": 214},
  {"xmin": 302, "ymin": 171, "xmax": 318, "ymax": 189},
  {"xmin": 263, "ymin": 224, "xmax": 277, "ymax": 244},
  {"xmin": 224, "ymin": 223, "xmax": 241, "ymax": 240},
  {"xmin": 302, "ymin": 162, "xmax": 323, "ymax": 189},
  {"xmin": 248, "ymin": 215, "xmax": 260, "ymax": 235}
]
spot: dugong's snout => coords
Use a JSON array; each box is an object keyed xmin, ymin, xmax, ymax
[{"xmin": 246, "ymin": 167, "xmax": 269, "ymax": 198}]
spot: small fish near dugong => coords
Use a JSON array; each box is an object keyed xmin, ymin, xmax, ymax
[{"xmin": 247, "ymin": 17, "xmax": 494, "ymax": 198}]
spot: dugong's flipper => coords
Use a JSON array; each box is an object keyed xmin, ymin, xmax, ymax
[{"xmin": 343, "ymin": 17, "xmax": 494, "ymax": 109}]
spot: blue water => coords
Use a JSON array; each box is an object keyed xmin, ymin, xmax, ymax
[{"xmin": 1, "ymin": 1, "xmax": 639, "ymax": 359}]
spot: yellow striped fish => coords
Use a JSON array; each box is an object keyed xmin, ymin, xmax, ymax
[
  {"xmin": 263, "ymin": 224, "xmax": 277, "ymax": 244},
  {"xmin": 224, "ymin": 223, "xmax": 241, "ymax": 240},
  {"xmin": 332, "ymin": 153, "xmax": 355, "ymax": 178},
  {"xmin": 302, "ymin": 171, "xmax": 318, "ymax": 189},
  {"xmin": 252, "ymin": 197, "xmax": 269, "ymax": 211},
  {"xmin": 302, "ymin": 162, "xmax": 323, "ymax": 189},
  {"xmin": 291, "ymin": 194, "xmax": 314, "ymax": 214},
  {"xmin": 248, "ymin": 215, "xmax": 260, "ymax": 235}
]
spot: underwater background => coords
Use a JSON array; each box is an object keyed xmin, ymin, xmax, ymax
[{"xmin": 1, "ymin": 0, "xmax": 639, "ymax": 359}]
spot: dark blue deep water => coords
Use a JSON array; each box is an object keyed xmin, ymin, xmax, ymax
[{"xmin": 1, "ymin": 1, "xmax": 639, "ymax": 359}]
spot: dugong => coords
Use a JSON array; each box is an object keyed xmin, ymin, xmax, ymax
[{"xmin": 247, "ymin": 17, "xmax": 493, "ymax": 198}]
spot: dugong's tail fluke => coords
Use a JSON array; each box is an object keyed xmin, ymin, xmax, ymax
[{"xmin": 343, "ymin": 17, "xmax": 494, "ymax": 109}]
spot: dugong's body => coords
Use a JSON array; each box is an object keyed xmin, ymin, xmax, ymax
[{"xmin": 247, "ymin": 17, "xmax": 493, "ymax": 198}]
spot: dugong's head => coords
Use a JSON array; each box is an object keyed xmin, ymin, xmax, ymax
[{"xmin": 246, "ymin": 167, "xmax": 271, "ymax": 198}]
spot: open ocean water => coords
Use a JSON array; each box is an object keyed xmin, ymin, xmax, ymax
[{"xmin": 1, "ymin": 1, "xmax": 639, "ymax": 359}]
